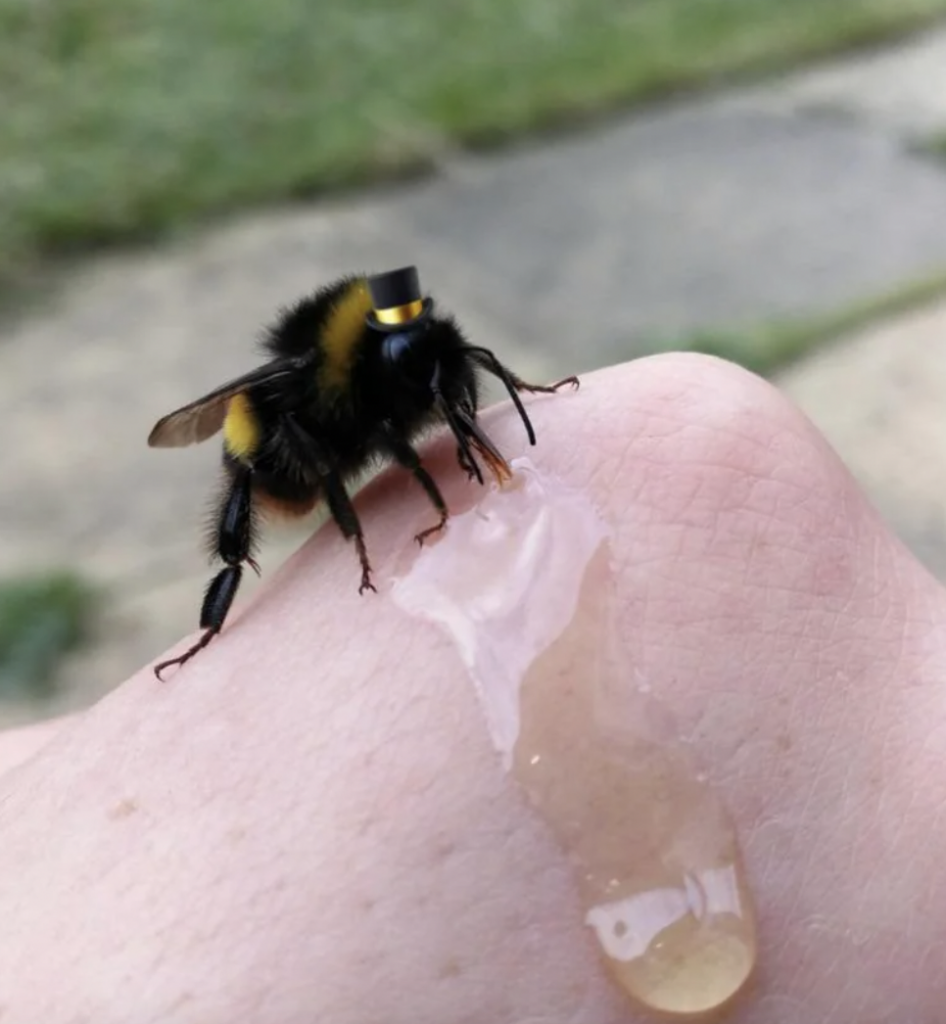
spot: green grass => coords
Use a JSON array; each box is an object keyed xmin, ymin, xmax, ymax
[
  {"xmin": 925, "ymin": 133, "xmax": 946, "ymax": 163},
  {"xmin": 668, "ymin": 268, "xmax": 946, "ymax": 375},
  {"xmin": 0, "ymin": 572, "xmax": 97, "ymax": 700},
  {"xmin": 3, "ymin": 0, "xmax": 946, "ymax": 282}
]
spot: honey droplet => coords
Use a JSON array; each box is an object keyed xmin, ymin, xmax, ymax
[{"xmin": 393, "ymin": 459, "xmax": 756, "ymax": 1017}]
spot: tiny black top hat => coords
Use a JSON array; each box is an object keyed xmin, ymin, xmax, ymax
[{"xmin": 366, "ymin": 265, "xmax": 432, "ymax": 332}]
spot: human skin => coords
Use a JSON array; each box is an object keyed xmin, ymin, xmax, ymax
[{"xmin": 0, "ymin": 353, "xmax": 944, "ymax": 1023}]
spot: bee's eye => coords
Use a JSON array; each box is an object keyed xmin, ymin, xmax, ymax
[{"xmin": 381, "ymin": 331, "xmax": 414, "ymax": 365}]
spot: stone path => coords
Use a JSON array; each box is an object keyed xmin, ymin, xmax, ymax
[
  {"xmin": 3, "ymin": 27, "xmax": 946, "ymax": 721},
  {"xmin": 779, "ymin": 301, "xmax": 946, "ymax": 581}
]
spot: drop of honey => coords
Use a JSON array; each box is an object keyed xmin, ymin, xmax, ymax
[{"xmin": 393, "ymin": 459, "xmax": 756, "ymax": 1017}]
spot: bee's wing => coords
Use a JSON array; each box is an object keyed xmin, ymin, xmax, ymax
[{"xmin": 147, "ymin": 358, "xmax": 301, "ymax": 448}]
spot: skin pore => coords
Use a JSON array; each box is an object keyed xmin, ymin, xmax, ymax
[{"xmin": 1, "ymin": 353, "xmax": 945, "ymax": 1023}]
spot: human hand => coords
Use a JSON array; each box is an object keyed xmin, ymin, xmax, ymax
[{"xmin": 0, "ymin": 354, "xmax": 943, "ymax": 1023}]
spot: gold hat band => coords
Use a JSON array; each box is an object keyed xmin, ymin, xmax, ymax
[{"xmin": 373, "ymin": 299, "xmax": 424, "ymax": 326}]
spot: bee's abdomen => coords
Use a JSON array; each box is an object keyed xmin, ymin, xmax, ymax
[{"xmin": 252, "ymin": 487, "xmax": 321, "ymax": 520}]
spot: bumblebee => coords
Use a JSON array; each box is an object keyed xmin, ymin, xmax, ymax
[{"xmin": 148, "ymin": 265, "xmax": 578, "ymax": 677}]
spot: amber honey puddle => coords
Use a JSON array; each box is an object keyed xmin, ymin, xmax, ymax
[{"xmin": 393, "ymin": 459, "xmax": 756, "ymax": 1016}]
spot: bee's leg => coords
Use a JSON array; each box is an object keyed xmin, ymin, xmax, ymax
[
  {"xmin": 431, "ymin": 361, "xmax": 513, "ymax": 484},
  {"xmin": 282, "ymin": 414, "xmax": 376, "ymax": 594},
  {"xmin": 465, "ymin": 346, "xmax": 579, "ymax": 445},
  {"xmin": 152, "ymin": 564, "xmax": 245, "ymax": 679},
  {"xmin": 440, "ymin": 398, "xmax": 483, "ymax": 485},
  {"xmin": 452, "ymin": 402, "xmax": 512, "ymax": 483},
  {"xmin": 431, "ymin": 362, "xmax": 485, "ymax": 484},
  {"xmin": 321, "ymin": 469, "xmax": 376, "ymax": 594},
  {"xmin": 455, "ymin": 445, "xmax": 478, "ymax": 481},
  {"xmin": 154, "ymin": 465, "xmax": 257, "ymax": 679},
  {"xmin": 380, "ymin": 423, "xmax": 449, "ymax": 545},
  {"xmin": 452, "ymin": 396, "xmax": 480, "ymax": 480}
]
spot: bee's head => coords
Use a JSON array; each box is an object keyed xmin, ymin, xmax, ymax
[
  {"xmin": 374, "ymin": 326, "xmax": 431, "ymax": 394},
  {"xmin": 366, "ymin": 265, "xmax": 437, "ymax": 392}
]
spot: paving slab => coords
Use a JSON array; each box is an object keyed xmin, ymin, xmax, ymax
[
  {"xmin": 393, "ymin": 100, "xmax": 946, "ymax": 370},
  {"xmin": 778, "ymin": 299, "xmax": 946, "ymax": 581},
  {"xmin": 744, "ymin": 26, "xmax": 946, "ymax": 138}
]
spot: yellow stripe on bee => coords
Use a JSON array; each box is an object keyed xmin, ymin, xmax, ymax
[
  {"xmin": 319, "ymin": 278, "xmax": 374, "ymax": 392},
  {"xmin": 223, "ymin": 393, "xmax": 260, "ymax": 460}
]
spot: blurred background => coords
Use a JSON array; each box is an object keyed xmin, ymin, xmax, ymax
[{"xmin": 5, "ymin": 0, "xmax": 946, "ymax": 723}]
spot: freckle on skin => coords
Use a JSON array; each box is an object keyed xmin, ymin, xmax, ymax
[
  {"xmin": 107, "ymin": 798, "xmax": 138, "ymax": 820},
  {"xmin": 438, "ymin": 958, "xmax": 461, "ymax": 979},
  {"xmin": 354, "ymin": 815, "xmax": 375, "ymax": 838},
  {"xmin": 432, "ymin": 839, "xmax": 456, "ymax": 862},
  {"xmin": 166, "ymin": 991, "xmax": 194, "ymax": 1014}
]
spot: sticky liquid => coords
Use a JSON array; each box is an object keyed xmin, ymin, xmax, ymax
[{"xmin": 392, "ymin": 460, "xmax": 756, "ymax": 1017}]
